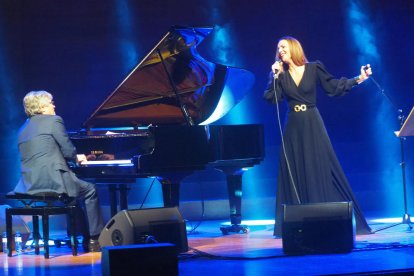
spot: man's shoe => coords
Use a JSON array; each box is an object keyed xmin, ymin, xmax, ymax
[{"xmin": 88, "ymin": 239, "xmax": 101, "ymax": 252}]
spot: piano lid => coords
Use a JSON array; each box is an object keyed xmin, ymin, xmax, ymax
[{"xmin": 82, "ymin": 26, "xmax": 255, "ymax": 128}]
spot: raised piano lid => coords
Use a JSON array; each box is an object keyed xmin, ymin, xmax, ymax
[{"xmin": 82, "ymin": 26, "xmax": 255, "ymax": 129}]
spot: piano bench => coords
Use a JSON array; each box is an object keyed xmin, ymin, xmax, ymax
[{"xmin": 5, "ymin": 192, "xmax": 78, "ymax": 259}]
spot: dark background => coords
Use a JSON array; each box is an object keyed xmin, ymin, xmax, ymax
[{"xmin": 1, "ymin": 0, "xmax": 413, "ymax": 220}]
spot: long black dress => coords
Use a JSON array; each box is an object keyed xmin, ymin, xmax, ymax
[{"xmin": 264, "ymin": 61, "xmax": 372, "ymax": 236}]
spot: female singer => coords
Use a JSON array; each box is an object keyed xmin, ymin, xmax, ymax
[{"xmin": 263, "ymin": 36, "xmax": 372, "ymax": 236}]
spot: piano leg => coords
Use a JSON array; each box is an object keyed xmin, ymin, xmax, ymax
[
  {"xmin": 119, "ymin": 184, "xmax": 130, "ymax": 211},
  {"xmin": 159, "ymin": 178, "xmax": 180, "ymax": 207},
  {"xmin": 217, "ymin": 168, "xmax": 249, "ymax": 235},
  {"xmin": 158, "ymin": 172, "xmax": 191, "ymax": 207},
  {"xmin": 226, "ymin": 174, "xmax": 242, "ymax": 225},
  {"xmin": 108, "ymin": 185, "xmax": 118, "ymax": 217},
  {"xmin": 105, "ymin": 182, "xmax": 132, "ymax": 217}
]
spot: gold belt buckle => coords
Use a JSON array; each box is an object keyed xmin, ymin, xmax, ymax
[{"xmin": 294, "ymin": 104, "xmax": 307, "ymax": 112}]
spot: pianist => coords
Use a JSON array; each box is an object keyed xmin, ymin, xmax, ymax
[{"xmin": 13, "ymin": 90, "xmax": 104, "ymax": 252}]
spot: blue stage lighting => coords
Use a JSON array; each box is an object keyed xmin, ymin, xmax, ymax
[{"xmin": 346, "ymin": 0, "xmax": 401, "ymax": 215}]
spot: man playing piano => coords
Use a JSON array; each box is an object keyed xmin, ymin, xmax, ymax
[{"xmin": 13, "ymin": 90, "xmax": 104, "ymax": 252}]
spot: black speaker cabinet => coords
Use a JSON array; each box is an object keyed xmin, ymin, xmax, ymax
[
  {"xmin": 99, "ymin": 207, "xmax": 188, "ymax": 253},
  {"xmin": 282, "ymin": 201, "xmax": 355, "ymax": 255},
  {"xmin": 101, "ymin": 243, "xmax": 178, "ymax": 276}
]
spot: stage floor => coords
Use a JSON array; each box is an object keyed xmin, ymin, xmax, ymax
[{"xmin": 2, "ymin": 218, "xmax": 414, "ymax": 275}]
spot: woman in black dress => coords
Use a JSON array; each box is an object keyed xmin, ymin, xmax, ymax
[{"xmin": 264, "ymin": 36, "xmax": 373, "ymax": 236}]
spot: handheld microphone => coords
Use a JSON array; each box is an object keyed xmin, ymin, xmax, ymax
[
  {"xmin": 273, "ymin": 60, "xmax": 282, "ymax": 78},
  {"xmin": 363, "ymin": 64, "xmax": 371, "ymax": 72}
]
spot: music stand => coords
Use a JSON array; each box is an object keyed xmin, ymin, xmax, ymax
[
  {"xmin": 398, "ymin": 107, "xmax": 414, "ymax": 137},
  {"xmin": 373, "ymin": 107, "xmax": 414, "ymax": 232}
]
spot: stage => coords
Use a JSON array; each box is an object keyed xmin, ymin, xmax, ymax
[{"xmin": 2, "ymin": 218, "xmax": 414, "ymax": 275}]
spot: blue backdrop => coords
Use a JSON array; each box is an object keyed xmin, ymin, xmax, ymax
[{"xmin": 1, "ymin": 0, "xmax": 413, "ymax": 220}]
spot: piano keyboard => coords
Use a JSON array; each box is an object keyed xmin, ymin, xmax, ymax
[{"xmin": 80, "ymin": 160, "xmax": 133, "ymax": 166}]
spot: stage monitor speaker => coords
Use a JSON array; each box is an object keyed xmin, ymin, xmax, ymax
[
  {"xmin": 0, "ymin": 205, "xmax": 31, "ymax": 252},
  {"xmin": 99, "ymin": 207, "xmax": 188, "ymax": 253},
  {"xmin": 282, "ymin": 201, "xmax": 355, "ymax": 255},
  {"xmin": 101, "ymin": 243, "xmax": 178, "ymax": 276}
]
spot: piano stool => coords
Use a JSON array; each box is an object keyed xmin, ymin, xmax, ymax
[{"xmin": 5, "ymin": 192, "xmax": 78, "ymax": 258}]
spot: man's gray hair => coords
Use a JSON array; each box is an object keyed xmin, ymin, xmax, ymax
[{"xmin": 23, "ymin": 90, "xmax": 53, "ymax": 117}]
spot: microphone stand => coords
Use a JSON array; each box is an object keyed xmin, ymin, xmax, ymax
[{"xmin": 370, "ymin": 77, "xmax": 413, "ymax": 232}]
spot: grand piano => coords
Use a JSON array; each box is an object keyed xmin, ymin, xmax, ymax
[{"xmin": 70, "ymin": 26, "xmax": 264, "ymax": 232}]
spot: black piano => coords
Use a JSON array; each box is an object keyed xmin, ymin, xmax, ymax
[{"xmin": 70, "ymin": 26, "xmax": 264, "ymax": 233}]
